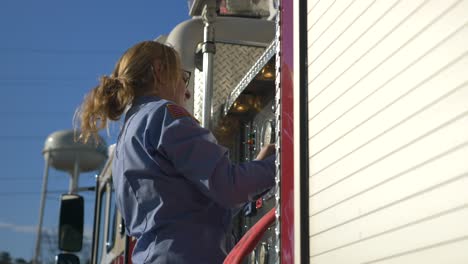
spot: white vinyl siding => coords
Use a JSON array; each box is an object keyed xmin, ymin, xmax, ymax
[{"xmin": 306, "ymin": 0, "xmax": 468, "ymax": 263}]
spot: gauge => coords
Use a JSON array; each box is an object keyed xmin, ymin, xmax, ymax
[
  {"xmin": 261, "ymin": 120, "xmax": 274, "ymax": 147},
  {"xmin": 259, "ymin": 243, "xmax": 268, "ymax": 264},
  {"xmin": 248, "ymin": 250, "xmax": 256, "ymax": 264}
]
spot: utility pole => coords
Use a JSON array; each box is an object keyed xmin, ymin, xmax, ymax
[
  {"xmin": 33, "ymin": 152, "xmax": 51, "ymax": 264},
  {"xmin": 33, "ymin": 130, "xmax": 107, "ymax": 264}
]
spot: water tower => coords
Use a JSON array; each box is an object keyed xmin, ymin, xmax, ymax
[{"xmin": 33, "ymin": 130, "xmax": 108, "ymax": 264}]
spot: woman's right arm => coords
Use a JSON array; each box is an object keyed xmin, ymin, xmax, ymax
[{"xmin": 154, "ymin": 104, "xmax": 276, "ymax": 208}]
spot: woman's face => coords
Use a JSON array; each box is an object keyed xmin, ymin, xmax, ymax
[
  {"xmin": 153, "ymin": 62, "xmax": 191, "ymax": 107},
  {"xmin": 173, "ymin": 70, "xmax": 191, "ymax": 107}
]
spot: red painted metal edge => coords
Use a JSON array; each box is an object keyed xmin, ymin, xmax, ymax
[{"xmin": 280, "ymin": 0, "xmax": 295, "ymax": 263}]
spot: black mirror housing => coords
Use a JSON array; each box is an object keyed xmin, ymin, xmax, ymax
[
  {"xmin": 58, "ymin": 194, "xmax": 84, "ymax": 252},
  {"xmin": 55, "ymin": 253, "xmax": 80, "ymax": 264}
]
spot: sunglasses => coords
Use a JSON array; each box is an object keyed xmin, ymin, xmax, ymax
[{"xmin": 182, "ymin": 70, "xmax": 191, "ymax": 88}]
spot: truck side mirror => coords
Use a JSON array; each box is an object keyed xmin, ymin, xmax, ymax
[
  {"xmin": 55, "ymin": 253, "xmax": 80, "ymax": 264},
  {"xmin": 58, "ymin": 194, "xmax": 84, "ymax": 252}
]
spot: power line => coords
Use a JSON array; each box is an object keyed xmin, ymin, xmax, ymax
[
  {"xmin": 0, "ymin": 178, "xmax": 43, "ymax": 181},
  {"xmin": 1, "ymin": 48, "xmax": 122, "ymax": 54},
  {"xmin": 0, "ymin": 79, "xmax": 92, "ymax": 82},
  {"xmin": 0, "ymin": 135, "xmax": 48, "ymax": 141},
  {"xmin": 0, "ymin": 134, "xmax": 117, "ymax": 141},
  {"xmin": 0, "ymin": 188, "xmax": 97, "ymax": 196},
  {"xmin": 0, "ymin": 190, "xmax": 68, "ymax": 196},
  {"xmin": 0, "ymin": 111, "xmax": 74, "ymax": 116}
]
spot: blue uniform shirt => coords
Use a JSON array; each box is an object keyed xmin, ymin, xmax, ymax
[{"xmin": 112, "ymin": 96, "xmax": 275, "ymax": 264}]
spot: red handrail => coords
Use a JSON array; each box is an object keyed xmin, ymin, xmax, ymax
[{"xmin": 224, "ymin": 208, "xmax": 276, "ymax": 264}]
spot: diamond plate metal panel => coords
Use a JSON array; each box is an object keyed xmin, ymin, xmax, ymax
[
  {"xmin": 193, "ymin": 43, "xmax": 266, "ymax": 125},
  {"xmin": 193, "ymin": 69, "xmax": 205, "ymax": 121},
  {"xmin": 223, "ymin": 41, "xmax": 277, "ymax": 116}
]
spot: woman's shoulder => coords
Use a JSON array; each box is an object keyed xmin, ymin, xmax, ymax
[
  {"xmin": 150, "ymin": 100, "xmax": 199, "ymax": 124},
  {"xmin": 141, "ymin": 98, "xmax": 172, "ymax": 117}
]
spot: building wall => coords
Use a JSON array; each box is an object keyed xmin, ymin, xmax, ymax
[{"xmin": 307, "ymin": 0, "xmax": 468, "ymax": 263}]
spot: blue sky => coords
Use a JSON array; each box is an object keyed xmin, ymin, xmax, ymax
[{"xmin": 0, "ymin": 1, "xmax": 189, "ymax": 261}]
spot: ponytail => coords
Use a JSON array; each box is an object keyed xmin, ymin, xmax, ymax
[
  {"xmin": 78, "ymin": 75, "xmax": 133, "ymax": 143},
  {"xmin": 76, "ymin": 40, "xmax": 182, "ymax": 143}
]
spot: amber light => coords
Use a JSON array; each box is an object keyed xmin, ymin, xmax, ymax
[
  {"xmin": 261, "ymin": 63, "xmax": 275, "ymax": 79},
  {"xmin": 232, "ymin": 94, "xmax": 255, "ymax": 113},
  {"xmin": 233, "ymin": 101, "xmax": 249, "ymax": 113}
]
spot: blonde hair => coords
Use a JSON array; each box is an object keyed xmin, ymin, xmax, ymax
[{"xmin": 77, "ymin": 41, "xmax": 182, "ymax": 143}]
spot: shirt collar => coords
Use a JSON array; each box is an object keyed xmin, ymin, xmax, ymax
[
  {"xmin": 131, "ymin": 95, "xmax": 162, "ymax": 106},
  {"xmin": 123, "ymin": 95, "xmax": 162, "ymax": 123}
]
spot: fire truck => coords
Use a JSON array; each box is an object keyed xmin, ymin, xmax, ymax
[{"xmin": 56, "ymin": 0, "xmax": 468, "ymax": 263}]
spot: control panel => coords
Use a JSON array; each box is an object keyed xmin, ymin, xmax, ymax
[
  {"xmin": 233, "ymin": 99, "xmax": 276, "ymax": 264},
  {"xmin": 214, "ymin": 56, "xmax": 277, "ymax": 264}
]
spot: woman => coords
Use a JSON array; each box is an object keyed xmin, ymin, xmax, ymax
[{"xmin": 78, "ymin": 41, "xmax": 275, "ymax": 263}]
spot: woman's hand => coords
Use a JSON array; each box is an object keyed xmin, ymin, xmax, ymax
[{"xmin": 255, "ymin": 144, "xmax": 276, "ymax": 160}]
